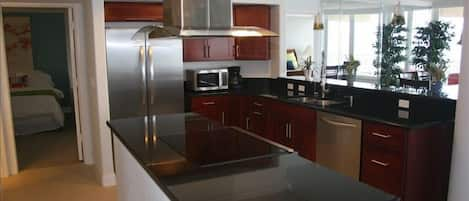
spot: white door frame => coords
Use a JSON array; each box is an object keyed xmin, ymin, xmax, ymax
[{"xmin": 0, "ymin": 2, "xmax": 93, "ymax": 176}]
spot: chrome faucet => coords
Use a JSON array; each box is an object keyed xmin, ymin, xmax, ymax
[{"xmin": 320, "ymin": 51, "xmax": 329, "ymax": 99}]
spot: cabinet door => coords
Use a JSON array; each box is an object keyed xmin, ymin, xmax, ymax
[
  {"xmin": 270, "ymin": 102, "xmax": 293, "ymax": 147},
  {"xmin": 290, "ymin": 107, "xmax": 316, "ymax": 161},
  {"xmin": 207, "ymin": 38, "xmax": 235, "ymax": 61},
  {"xmin": 183, "ymin": 39, "xmax": 208, "ymax": 61},
  {"xmin": 233, "ymin": 5, "xmax": 271, "ymax": 60},
  {"xmin": 225, "ymin": 96, "xmax": 241, "ymax": 126},
  {"xmin": 105, "ymin": 2, "xmax": 163, "ymax": 22}
]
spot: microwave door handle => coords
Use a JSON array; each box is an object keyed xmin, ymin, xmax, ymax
[
  {"xmin": 148, "ymin": 46, "xmax": 155, "ymax": 105},
  {"xmin": 140, "ymin": 46, "xmax": 147, "ymax": 106}
]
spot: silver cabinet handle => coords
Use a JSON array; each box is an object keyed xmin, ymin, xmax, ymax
[
  {"xmin": 253, "ymin": 112, "xmax": 263, "ymax": 116},
  {"xmin": 253, "ymin": 102, "xmax": 263, "ymax": 107},
  {"xmin": 288, "ymin": 123, "xmax": 292, "ymax": 139},
  {"xmin": 222, "ymin": 112, "xmax": 225, "ymax": 125},
  {"xmin": 246, "ymin": 117, "xmax": 250, "ymax": 130},
  {"xmin": 285, "ymin": 124, "xmax": 289, "ymax": 138},
  {"xmin": 139, "ymin": 46, "xmax": 146, "ymax": 105},
  {"xmin": 148, "ymin": 46, "xmax": 155, "ymax": 105},
  {"xmin": 203, "ymin": 45, "xmax": 207, "ymax": 58},
  {"xmin": 371, "ymin": 160, "xmax": 390, "ymax": 167},
  {"xmin": 207, "ymin": 45, "xmax": 211, "ymax": 58},
  {"xmin": 236, "ymin": 45, "xmax": 240, "ymax": 57},
  {"xmin": 320, "ymin": 117, "xmax": 357, "ymax": 128},
  {"xmin": 371, "ymin": 132, "xmax": 392, "ymax": 139},
  {"xmin": 203, "ymin": 102, "xmax": 216, "ymax": 105}
]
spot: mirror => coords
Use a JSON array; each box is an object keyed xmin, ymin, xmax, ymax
[{"xmin": 285, "ymin": 0, "xmax": 464, "ymax": 90}]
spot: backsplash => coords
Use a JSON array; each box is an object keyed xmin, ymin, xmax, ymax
[{"xmin": 183, "ymin": 60, "xmax": 272, "ymax": 79}]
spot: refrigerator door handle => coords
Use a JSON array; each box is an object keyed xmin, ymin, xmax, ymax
[
  {"xmin": 148, "ymin": 46, "xmax": 155, "ymax": 105},
  {"xmin": 140, "ymin": 46, "xmax": 147, "ymax": 106}
]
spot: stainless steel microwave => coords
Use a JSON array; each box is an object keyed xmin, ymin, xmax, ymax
[{"xmin": 186, "ymin": 68, "xmax": 229, "ymax": 91}]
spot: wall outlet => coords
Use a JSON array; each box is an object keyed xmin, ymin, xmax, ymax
[
  {"xmin": 287, "ymin": 83, "xmax": 294, "ymax": 90},
  {"xmin": 398, "ymin": 110, "xmax": 410, "ymax": 119},
  {"xmin": 398, "ymin": 99, "xmax": 410, "ymax": 109},
  {"xmin": 298, "ymin": 85, "xmax": 305, "ymax": 92}
]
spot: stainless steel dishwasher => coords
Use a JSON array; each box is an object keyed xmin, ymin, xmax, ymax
[{"xmin": 316, "ymin": 112, "xmax": 362, "ymax": 180}]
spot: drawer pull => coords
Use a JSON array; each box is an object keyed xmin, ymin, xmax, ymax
[
  {"xmin": 253, "ymin": 102, "xmax": 264, "ymax": 107},
  {"xmin": 371, "ymin": 132, "xmax": 392, "ymax": 139},
  {"xmin": 371, "ymin": 160, "xmax": 390, "ymax": 167},
  {"xmin": 252, "ymin": 112, "xmax": 263, "ymax": 116},
  {"xmin": 203, "ymin": 102, "xmax": 216, "ymax": 105}
]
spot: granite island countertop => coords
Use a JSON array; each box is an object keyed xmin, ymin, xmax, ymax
[{"xmin": 108, "ymin": 113, "xmax": 399, "ymax": 201}]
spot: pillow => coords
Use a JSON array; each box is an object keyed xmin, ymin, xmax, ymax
[
  {"xmin": 27, "ymin": 70, "xmax": 55, "ymax": 88},
  {"xmin": 9, "ymin": 74, "xmax": 28, "ymax": 88}
]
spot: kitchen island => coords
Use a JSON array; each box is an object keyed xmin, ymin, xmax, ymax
[{"xmin": 107, "ymin": 113, "xmax": 398, "ymax": 201}]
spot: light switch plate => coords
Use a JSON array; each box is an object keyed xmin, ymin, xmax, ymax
[
  {"xmin": 398, "ymin": 110, "xmax": 410, "ymax": 119},
  {"xmin": 398, "ymin": 99, "xmax": 410, "ymax": 109},
  {"xmin": 287, "ymin": 83, "xmax": 294, "ymax": 90},
  {"xmin": 298, "ymin": 85, "xmax": 305, "ymax": 92}
]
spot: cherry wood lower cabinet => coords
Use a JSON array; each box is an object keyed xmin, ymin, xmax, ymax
[
  {"xmin": 191, "ymin": 96, "xmax": 226, "ymax": 125},
  {"xmin": 361, "ymin": 121, "xmax": 453, "ymax": 201},
  {"xmin": 104, "ymin": 2, "xmax": 163, "ymax": 22},
  {"xmin": 269, "ymin": 101, "xmax": 316, "ymax": 161},
  {"xmin": 240, "ymin": 96, "xmax": 271, "ymax": 139}
]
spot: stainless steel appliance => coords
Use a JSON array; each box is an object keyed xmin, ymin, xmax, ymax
[
  {"xmin": 316, "ymin": 112, "xmax": 362, "ymax": 179},
  {"xmin": 106, "ymin": 22, "xmax": 184, "ymax": 119},
  {"xmin": 186, "ymin": 68, "xmax": 229, "ymax": 91},
  {"xmin": 228, "ymin": 66, "xmax": 242, "ymax": 89}
]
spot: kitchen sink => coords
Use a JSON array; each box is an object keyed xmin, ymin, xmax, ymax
[{"xmin": 289, "ymin": 97, "xmax": 344, "ymax": 107}]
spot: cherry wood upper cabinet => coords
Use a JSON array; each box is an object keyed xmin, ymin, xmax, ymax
[
  {"xmin": 183, "ymin": 38, "xmax": 235, "ymax": 62},
  {"xmin": 104, "ymin": 2, "xmax": 163, "ymax": 22},
  {"xmin": 233, "ymin": 5, "xmax": 271, "ymax": 60}
]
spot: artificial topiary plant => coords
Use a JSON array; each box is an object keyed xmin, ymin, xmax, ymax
[
  {"xmin": 412, "ymin": 20, "xmax": 454, "ymax": 82},
  {"xmin": 374, "ymin": 23, "xmax": 408, "ymax": 86}
]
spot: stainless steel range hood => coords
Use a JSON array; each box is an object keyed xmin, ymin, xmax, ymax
[{"xmin": 148, "ymin": 0, "xmax": 278, "ymax": 38}]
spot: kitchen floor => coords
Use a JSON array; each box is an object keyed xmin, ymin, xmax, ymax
[
  {"xmin": 15, "ymin": 115, "xmax": 78, "ymax": 170},
  {"xmin": 1, "ymin": 164, "xmax": 117, "ymax": 201}
]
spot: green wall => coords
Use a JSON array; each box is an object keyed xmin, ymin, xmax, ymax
[{"xmin": 4, "ymin": 12, "xmax": 71, "ymax": 108}]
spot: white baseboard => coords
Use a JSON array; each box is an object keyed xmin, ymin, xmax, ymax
[{"xmin": 101, "ymin": 172, "xmax": 117, "ymax": 187}]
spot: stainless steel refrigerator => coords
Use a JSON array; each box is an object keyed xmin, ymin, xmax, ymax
[{"xmin": 105, "ymin": 22, "xmax": 184, "ymax": 119}]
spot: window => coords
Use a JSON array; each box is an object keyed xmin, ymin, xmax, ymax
[
  {"xmin": 326, "ymin": 15, "xmax": 350, "ymax": 66},
  {"xmin": 353, "ymin": 14, "xmax": 380, "ymax": 76},
  {"xmin": 439, "ymin": 7, "xmax": 464, "ymax": 75}
]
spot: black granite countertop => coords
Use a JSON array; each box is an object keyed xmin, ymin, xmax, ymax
[
  {"xmin": 107, "ymin": 113, "xmax": 399, "ymax": 201},
  {"xmin": 186, "ymin": 89, "xmax": 452, "ymax": 129}
]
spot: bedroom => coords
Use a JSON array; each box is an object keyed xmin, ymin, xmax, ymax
[{"xmin": 3, "ymin": 8, "xmax": 81, "ymax": 171}]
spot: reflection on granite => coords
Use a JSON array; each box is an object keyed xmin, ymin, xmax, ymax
[{"xmin": 108, "ymin": 113, "xmax": 398, "ymax": 201}]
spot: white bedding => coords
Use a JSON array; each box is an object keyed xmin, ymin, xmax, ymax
[{"xmin": 10, "ymin": 71, "xmax": 65, "ymax": 136}]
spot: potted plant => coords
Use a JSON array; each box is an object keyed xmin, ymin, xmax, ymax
[
  {"xmin": 412, "ymin": 20, "xmax": 455, "ymax": 89},
  {"xmin": 344, "ymin": 55, "xmax": 360, "ymax": 85},
  {"xmin": 303, "ymin": 56, "xmax": 314, "ymax": 81},
  {"xmin": 374, "ymin": 23, "xmax": 408, "ymax": 86}
]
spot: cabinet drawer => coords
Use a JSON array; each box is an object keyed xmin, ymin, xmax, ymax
[
  {"xmin": 361, "ymin": 147, "xmax": 404, "ymax": 196},
  {"xmin": 364, "ymin": 122, "xmax": 406, "ymax": 151},
  {"xmin": 248, "ymin": 98, "xmax": 268, "ymax": 113},
  {"xmin": 191, "ymin": 96, "xmax": 224, "ymax": 110}
]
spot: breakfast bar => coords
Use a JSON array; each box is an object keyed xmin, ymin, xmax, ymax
[{"xmin": 108, "ymin": 113, "xmax": 398, "ymax": 201}]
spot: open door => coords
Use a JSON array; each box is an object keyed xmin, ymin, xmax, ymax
[
  {"xmin": 65, "ymin": 8, "xmax": 84, "ymax": 161},
  {"xmin": 0, "ymin": 6, "xmax": 19, "ymax": 177}
]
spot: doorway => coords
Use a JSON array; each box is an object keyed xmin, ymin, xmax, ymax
[
  {"xmin": 0, "ymin": 2, "xmax": 91, "ymax": 178},
  {"xmin": 2, "ymin": 7, "xmax": 81, "ymax": 170}
]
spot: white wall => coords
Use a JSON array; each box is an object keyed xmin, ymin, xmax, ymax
[{"xmin": 447, "ymin": 1, "xmax": 469, "ymax": 201}]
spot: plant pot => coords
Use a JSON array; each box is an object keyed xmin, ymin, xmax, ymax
[
  {"xmin": 431, "ymin": 80, "xmax": 443, "ymax": 91},
  {"xmin": 346, "ymin": 75, "xmax": 356, "ymax": 86},
  {"xmin": 304, "ymin": 69, "xmax": 313, "ymax": 81}
]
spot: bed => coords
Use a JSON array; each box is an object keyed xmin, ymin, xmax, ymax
[{"xmin": 9, "ymin": 71, "xmax": 65, "ymax": 136}]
